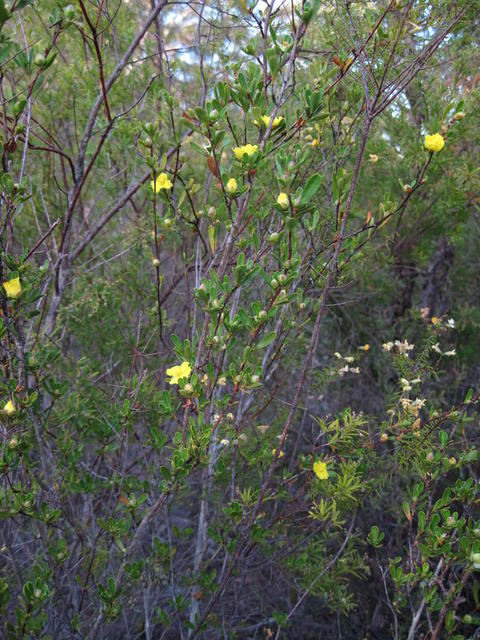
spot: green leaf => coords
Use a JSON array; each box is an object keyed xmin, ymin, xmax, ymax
[
  {"xmin": 0, "ymin": 0, "xmax": 10, "ymax": 27},
  {"xmin": 300, "ymin": 174, "xmax": 322, "ymax": 206},
  {"xmin": 256, "ymin": 331, "xmax": 276, "ymax": 349}
]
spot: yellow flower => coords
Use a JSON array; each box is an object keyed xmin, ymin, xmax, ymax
[
  {"xmin": 313, "ymin": 460, "xmax": 329, "ymax": 480},
  {"xmin": 232, "ymin": 144, "xmax": 258, "ymax": 161},
  {"xmin": 166, "ymin": 361, "xmax": 192, "ymax": 385},
  {"xmin": 272, "ymin": 448, "xmax": 284, "ymax": 458},
  {"xmin": 360, "ymin": 344, "xmax": 370, "ymax": 351},
  {"xmin": 276, "ymin": 192, "xmax": 289, "ymax": 209},
  {"xmin": 424, "ymin": 133, "xmax": 445, "ymax": 153},
  {"xmin": 3, "ymin": 400, "xmax": 16, "ymax": 415},
  {"xmin": 311, "ymin": 139, "xmax": 319, "ymax": 147},
  {"xmin": 3, "ymin": 276, "xmax": 22, "ymax": 299},
  {"xmin": 225, "ymin": 178, "xmax": 238, "ymax": 194},
  {"xmin": 369, "ymin": 154, "xmax": 379, "ymax": 163},
  {"xmin": 151, "ymin": 172, "xmax": 173, "ymax": 192},
  {"xmin": 256, "ymin": 115, "xmax": 283, "ymax": 129}
]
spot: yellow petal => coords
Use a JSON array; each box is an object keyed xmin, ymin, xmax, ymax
[
  {"xmin": 3, "ymin": 277, "xmax": 22, "ymax": 299},
  {"xmin": 151, "ymin": 172, "xmax": 173, "ymax": 192},
  {"xmin": 232, "ymin": 144, "xmax": 258, "ymax": 160},
  {"xmin": 3, "ymin": 400, "xmax": 16, "ymax": 415},
  {"xmin": 226, "ymin": 178, "xmax": 238, "ymax": 194},
  {"xmin": 313, "ymin": 460, "xmax": 329, "ymax": 480},
  {"xmin": 276, "ymin": 192, "xmax": 289, "ymax": 209},
  {"xmin": 424, "ymin": 133, "xmax": 445, "ymax": 153}
]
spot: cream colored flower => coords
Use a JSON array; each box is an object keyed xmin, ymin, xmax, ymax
[{"xmin": 394, "ymin": 339, "xmax": 414, "ymax": 355}]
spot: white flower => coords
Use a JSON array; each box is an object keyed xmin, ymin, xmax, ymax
[
  {"xmin": 395, "ymin": 339, "xmax": 414, "ymax": 355},
  {"xmin": 338, "ymin": 365, "xmax": 349, "ymax": 375},
  {"xmin": 432, "ymin": 343, "xmax": 442, "ymax": 354},
  {"xmin": 446, "ymin": 318, "xmax": 455, "ymax": 328},
  {"xmin": 344, "ymin": 356, "xmax": 354, "ymax": 363},
  {"xmin": 382, "ymin": 342, "xmax": 394, "ymax": 352},
  {"xmin": 220, "ymin": 439, "xmax": 230, "ymax": 446},
  {"xmin": 400, "ymin": 378, "xmax": 412, "ymax": 392},
  {"xmin": 412, "ymin": 398, "xmax": 426, "ymax": 409},
  {"xmin": 350, "ymin": 367, "xmax": 360, "ymax": 374},
  {"xmin": 334, "ymin": 352, "xmax": 343, "ymax": 359},
  {"xmin": 238, "ymin": 433, "xmax": 248, "ymax": 442},
  {"xmin": 443, "ymin": 349, "xmax": 456, "ymax": 357}
]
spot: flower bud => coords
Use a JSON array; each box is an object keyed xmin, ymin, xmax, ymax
[
  {"xmin": 34, "ymin": 53, "xmax": 46, "ymax": 67},
  {"xmin": 64, "ymin": 4, "xmax": 76, "ymax": 19}
]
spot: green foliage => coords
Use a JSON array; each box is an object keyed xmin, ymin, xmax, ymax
[{"xmin": 0, "ymin": 0, "xmax": 479, "ymax": 638}]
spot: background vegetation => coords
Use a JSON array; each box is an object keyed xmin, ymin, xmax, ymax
[{"xmin": 1, "ymin": 0, "xmax": 480, "ymax": 638}]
